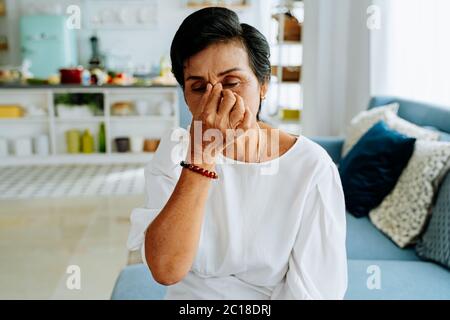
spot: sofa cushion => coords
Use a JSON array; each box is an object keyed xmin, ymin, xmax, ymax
[
  {"xmin": 339, "ymin": 121, "xmax": 416, "ymax": 217},
  {"xmin": 113, "ymin": 260, "xmax": 450, "ymax": 300},
  {"xmin": 369, "ymin": 96, "xmax": 450, "ymax": 136},
  {"xmin": 310, "ymin": 136, "xmax": 345, "ymax": 163},
  {"xmin": 343, "ymin": 103, "xmax": 399, "ymax": 156},
  {"xmin": 440, "ymin": 131, "xmax": 450, "ymax": 142},
  {"xmin": 111, "ymin": 263, "xmax": 166, "ymax": 300},
  {"xmin": 370, "ymin": 140, "xmax": 450, "ymax": 247},
  {"xmin": 423, "ymin": 126, "xmax": 450, "ymax": 142},
  {"xmin": 415, "ymin": 171, "xmax": 450, "ymax": 269},
  {"xmin": 346, "ymin": 213, "xmax": 419, "ymax": 261},
  {"xmin": 345, "ymin": 259, "xmax": 450, "ymax": 300}
]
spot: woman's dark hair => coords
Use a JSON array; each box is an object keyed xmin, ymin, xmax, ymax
[{"xmin": 170, "ymin": 7, "xmax": 271, "ymax": 119}]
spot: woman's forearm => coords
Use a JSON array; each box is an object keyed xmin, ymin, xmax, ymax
[{"xmin": 144, "ymin": 163, "xmax": 215, "ymax": 285}]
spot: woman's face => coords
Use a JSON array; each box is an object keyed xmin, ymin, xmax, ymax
[{"xmin": 183, "ymin": 40, "xmax": 268, "ymax": 118}]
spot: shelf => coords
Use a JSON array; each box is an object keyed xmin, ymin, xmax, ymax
[
  {"xmin": 262, "ymin": 114, "xmax": 301, "ymax": 126},
  {"xmin": 264, "ymin": 117, "xmax": 301, "ymax": 125},
  {"xmin": 0, "ymin": 85, "xmax": 179, "ymax": 165},
  {"xmin": 271, "ymin": 81, "xmax": 302, "ymax": 86},
  {"xmin": 271, "ymin": 41, "xmax": 302, "ymax": 46},
  {"xmin": 278, "ymin": 81, "xmax": 302, "ymax": 85},
  {"xmin": 0, "ymin": 117, "xmax": 48, "ymax": 124},
  {"xmin": 54, "ymin": 117, "xmax": 105, "ymax": 123},
  {"xmin": 0, "ymin": 152, "xmax": 155, "ymax": 166},
  {"xmin": 109, "ymin": 116, "xmax": 175, "ymax": 122}
]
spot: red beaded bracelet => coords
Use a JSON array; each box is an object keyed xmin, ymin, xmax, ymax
[{"xmin": 180, "ymin": 161, "xmax": 218, "ymax": 179}]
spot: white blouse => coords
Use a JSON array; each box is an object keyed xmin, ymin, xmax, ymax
[{"xmin": 127, "ymin": 127, "xmax": 348, "ymax": 300}]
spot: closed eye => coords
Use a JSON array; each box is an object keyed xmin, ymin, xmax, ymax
[
  {"xmin": 191, "ymin": 82, "xmax": 239, "ymax": 92},
  {"xmin": 192, "ymin": 86, "xmax": 207, "ymax": 92},
  {"xmin": 223, "ymin": 82, "xmax": 239, "ymax": 89}
]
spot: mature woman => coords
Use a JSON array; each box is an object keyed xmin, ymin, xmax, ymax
[{"xmin": 127, "ymin": 7, "xmax": 347, "ymax": 300}]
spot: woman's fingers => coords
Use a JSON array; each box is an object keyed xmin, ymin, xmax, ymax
[
  {"xmin": 229, "ymin": 93, "xmax": 246, "ymax": 129},
  {"xmin": 216, "ymin": 89, "xmax": 236, "ymax": 130},
  {"xmin": 237, "ymin": 106, "xmax": 253, "ymax": 131},
  {"xmin": 193, "ymin": 83, "xmax": 212, "ymax": 118},
  {"xmin": 201, "ymin": 83, "xmax": 222, "ymax": 124},
  {"xmin": 216, "ymin": 90, "xmax": 236, "ymax": 118}
]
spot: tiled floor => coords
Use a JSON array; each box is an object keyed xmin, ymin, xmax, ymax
[
  {"xmin": 0, "ymin": 194, "xmax": 145, "ymax": 299},
  {"xmin": 0, "ymin": 164, "xmax": 145, "ymax": 200}
]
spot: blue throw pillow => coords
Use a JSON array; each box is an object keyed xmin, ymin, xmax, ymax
[
  {"xmin": 416, "ymin": 171, "xmax": 450, "ymax": 269},
  {"xmin": 339, "ymin": 121, "xmax": 416, "ymax": 217}
]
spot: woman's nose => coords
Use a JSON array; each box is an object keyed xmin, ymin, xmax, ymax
[{"xmin": 209, "ymin": 81, "xmax": 220, "ymax": 87}]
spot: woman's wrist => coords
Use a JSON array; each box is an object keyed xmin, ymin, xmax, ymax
[
  {"xmin": 184, "ymin": 155, "xmax": 216, "ymax": 172},
  {"xmin": 180, "ymin": 161, "xmax": 218, "ymax": 179},
  {"xmin": 186, "ymin": 148, "xmax": 218, "ymax": 170}
]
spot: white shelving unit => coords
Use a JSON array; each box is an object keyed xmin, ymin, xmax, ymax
[
  {"xmin": 0, "ymin": 85, "xmax": 179, "ymax": 166},
  {"xmin": 263, "ymin": 0, "xmax": 303, "ymax": 136}
]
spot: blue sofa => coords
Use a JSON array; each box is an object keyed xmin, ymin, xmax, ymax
[{"xmin": 111, "ymin": 96, "xmax": 450, "ymax": 300}]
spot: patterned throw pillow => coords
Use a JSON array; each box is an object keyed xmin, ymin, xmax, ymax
[
  {"xmin": 386, "ymin": 113, "xmax": 441, "ymax": 142},
  {"xmin": 343, "ymin": 103, "xmax": 440, "ymax": 156},
  {"xmin": 415, "ymin": 171, "xmax": 450, "ymax": 269},
  {"xmin": 369, "ymin": 141, "xmax": 450, "ymax": 248},
  {"xmin": 342, "ymin": 103, "xmax": 399, "ymax": 156}
]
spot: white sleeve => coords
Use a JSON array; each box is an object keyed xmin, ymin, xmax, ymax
[
  {"xmin": 126, "ymin": 127, "xmax": 188, "ymax": 256},
  {"xmin": 271, "ymin": 163, "xmax": 348, "ymax": 300}
]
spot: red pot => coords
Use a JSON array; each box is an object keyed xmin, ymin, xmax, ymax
[{"xmin": 60, "ymin": 67, "xmax": 83, "ymax": 84}]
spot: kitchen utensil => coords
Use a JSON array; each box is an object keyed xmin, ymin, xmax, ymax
[
  {"xmin": 60, "ymin": 67, "xmax": 83, "ymax": 84},
  {"xmin": 89, "ymin": 35, "xmax": 103, "ymax": 69},
  {"xmin": 115, "ymin": 137, "xmax": 130, "ymax": 153}
]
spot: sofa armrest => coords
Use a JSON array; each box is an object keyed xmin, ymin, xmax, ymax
[{"xmin": 309, "ymin": 136, "xmax": 345, "ymax": 163}]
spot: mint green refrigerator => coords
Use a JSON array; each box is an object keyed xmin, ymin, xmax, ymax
[{"xmin": 20, "ymin": 15, "xmax": 78, "ymax": 78}]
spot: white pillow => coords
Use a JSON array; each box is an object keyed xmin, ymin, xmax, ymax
[
  {"xmin": 386, "ymin": 112, "xmax": 440, "ymax": 142},
  {"xmin": 342, "ymin": 103, "xmax": 400, "ymax": 156},
  {"xmin": 369, "ymin": 140, "xmax": 450, "ymax": 248},
  {"xmin": 343, "ymin": 103, "xmax": 440, "ymax": 156}
]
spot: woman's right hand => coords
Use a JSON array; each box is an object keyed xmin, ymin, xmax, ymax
[{"xmin": 187, "ymin": 83, "xmax": 253, "ymax": 167}]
